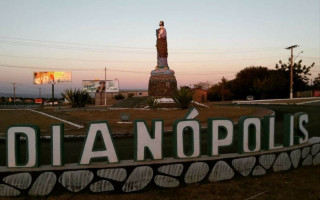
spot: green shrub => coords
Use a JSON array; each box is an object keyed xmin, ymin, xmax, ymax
[
  {"xmin": 61, "ymin": 89, "xmax": 91, "ymax": 108},
  {"xmin": 172, "ymin": 87, "xmax": 194, "ymax": 109},
  {"xmin": 114, "ymin": 93, "xmax": 125, "ymax": 100},
  {"xmin": 145, "ymin": 97, "xmax": 158, "ymax": 110}
]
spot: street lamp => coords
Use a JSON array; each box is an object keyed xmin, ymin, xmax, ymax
[{"xmin": 294, "ymin": 51, "xmax": 303, "ymax": 63}]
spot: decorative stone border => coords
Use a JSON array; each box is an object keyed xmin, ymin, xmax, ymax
[
  {"xmin": 0, "ymin": 137, "xmax": 319, "ymax": 196},
  {"xmin": 0, "ymin": 105, "xmax": 40, "ymax": 109}
]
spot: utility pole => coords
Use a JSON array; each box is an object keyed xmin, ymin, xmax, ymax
[
  {"xmin": 105, "ymin": 67, "xmax": 107, "ymax": 106},
  {"xmin": 12, "ymin": 83, "xmax": 17, "ymax": 105},
  {"xmin": 285, "ymin": 45, "xmax": 299, "ymax": 99},
  {"xmin": 52, "ymin": 83, "xmax": 54, "ymax": 107},
  {"xmin": 38, "ymin": 87, "xmax": 42, "ymax": 98}
]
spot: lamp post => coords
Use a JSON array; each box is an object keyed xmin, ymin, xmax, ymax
[{"xmin": 285, "ymin": 45, "xmax": 299, "ymax": 99}]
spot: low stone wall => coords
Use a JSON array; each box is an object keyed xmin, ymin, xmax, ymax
[
  {"xmin": 0, "ymin": 104, "xmax": 40, "ymax": 109},
  {"xmin": 0, "ymin": 137, "xmax": 319, "ymax": 196}
]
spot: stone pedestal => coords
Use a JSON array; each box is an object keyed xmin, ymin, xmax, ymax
[{"xmin": 148, "ymin": 72, "xmax": 177, "ymax": 97}]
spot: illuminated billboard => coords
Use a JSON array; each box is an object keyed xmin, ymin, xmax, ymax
[
  {"xmin": 82, "ymin": 80, "xmax": 119, "ymax": 93},
  {"xmin": 33, "ymin": 72, "xmax": 72, "ymax": 85}
]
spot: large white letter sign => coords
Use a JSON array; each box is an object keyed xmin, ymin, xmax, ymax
[
  {"xmin": 51, "ymin": 124, "xmax": 64, "ymax": 166},
  {"xmin": 283, "ymin": 114, "xmax": 294, "ymax": 147},
  {"xmin": 79, "ymin": 121, "xmax": 118, "ymax": 165},
  {"xmin": 174, "ymin": 120, "xmax": 201, "ymax": 158},
  {"xmin": 262, "ymin": 116, "xmax": 283, "ymax": 150},
  {"xmin": 208, "ymin": 118, "xmax": 233, "ymax": 156},
  {"xmin": 295, "ymin": 112, "xmax": 309, "ymax": 144},
  {"xmin": 134, "ymin": 120, "xmax": 163, "ymax": 161},
  {"xmin": 238, "ymin": 117, "xmax": 261, "ymax": 153},
  {"xmin": 7, "ymin": 125, "xmax": 40, "ymax": 168}
]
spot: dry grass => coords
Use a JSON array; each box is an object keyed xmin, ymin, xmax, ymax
[
  {"xmin": 0, "ymin": 105, "xmax": 272, "ymax": 135},
  {"xmin": 0, "ymin": 110, "xmax": 74, "ymax": 134},
  {"xmin": 35, "ymin": 105, "xmax": 272, "ymax": 135}
]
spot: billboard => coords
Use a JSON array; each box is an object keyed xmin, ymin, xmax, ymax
[
  {"xmin": 106, "ymin": 80, "xmax": 119, "ymax": 92},
  {"xmin": 82, "ymin": 80, "xmax": 119, "ymax": 93},
  {"xmin": 33, "ymin": 72, "xmax": 72, "ymax": 85}
]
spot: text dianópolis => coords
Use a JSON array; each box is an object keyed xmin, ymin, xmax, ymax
[{"xmin": 5, "ymin": 112, "xmax": 308, "ymax": 168}]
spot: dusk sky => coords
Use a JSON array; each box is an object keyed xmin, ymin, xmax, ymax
[{"xmin": 0, "ymin": 0, "xmax": 319, "ymax": 97}]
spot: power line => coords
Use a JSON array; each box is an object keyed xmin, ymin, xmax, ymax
[
  {"xmin": 0, "ymin": 64, "xmax": 102, "ymax": 71},
  {"xmin": 0, "ymin": 63, "xmax": 239, "ymax": 76},
  {"xmin": 0, "ymin": 40, "xmax": 153, "ymax": 54},
  {"xmin": 0, "ymin": 36, "xmax": 284, "ymax": 51},
  {"xmin": 0, "ymin": 40, "xmax": 285, "ymax": 54},
  {"xmin": 0, "ymin": 54, "xmax": 288, "ymax": 64},
  {"xmin": 300, "ymin": 56, "xmax": 320, "ymax": 59}
]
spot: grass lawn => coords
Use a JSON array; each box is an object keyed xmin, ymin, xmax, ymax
[{"xmin": 0, "ymin": 110, "xmax": 75, "ymax": 134}]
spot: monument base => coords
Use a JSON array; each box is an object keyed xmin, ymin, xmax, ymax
[{"xmin": 148, "ymin": 73, "xmax": 177, "ymax": 97}]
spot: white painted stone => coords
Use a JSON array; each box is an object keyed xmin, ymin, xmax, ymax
[
  {"xmin": 208, "ymin": 161, "xmax": 234, "ymax": 182},
  {"xmin": 302, "ymin": 147, "xmax": 310, "ymax": 159},
  {"xmin": 313, "ymin": 153, "xmax": 320, "ymax": 165},
  {"xmin": 184, "ymin": 162, "xmax": 209, "ymax": 184},
  {"xmin": 97, "ymin": 168, "xmax": 127, "ymax": 181},
  {"xmin": 273, "ymin": 153, "xmax": 291, "ymax": 172},
  {"xmin": 0, "ymin": 184, "xmax": 20, "ymax": 196},
  {"xmin": 122, "ymin": 166, "xmax": 153, "ymax": 192},
  {"xmin": 59, "ymin": 170, "xmax": 94, "ymax": 192},
  {"xmin": 302, "ymin": 154, "xmax": 312, "ymax": 166},
  {"xmin": 90, "ymin": 180, "xmax": 114, "ymax": 192},
  {"xmin": 290, "ymin": 149, "xmax": 301, "ymax": 168},
  {"xmin": 259, "ymin": 154, "xmax": 276, "ymax": 169},
  {"xmin": 154, "ymin": 175, "xmax": 179, "ymax": 188},
  {"xmin": 3, "ymin": 172, "xmax": 32, "ymax": 189},
  {"xmin": 311, "ymin": 144, "xmax": 320, "ymax": 156},
  {"xmin": 252, "ymin": 165, "xmax": 266, "ymax": 176},
  {"xmin": 232, "ymin": 157, "xmax": 256, "ymax": 176},
  {"xmin": 29, "ymin": 172, "xmax": 56, "ymax": 196},
  {"xmin": 157, "ymin": 164, "xmax": 183, "ymax": 177}
]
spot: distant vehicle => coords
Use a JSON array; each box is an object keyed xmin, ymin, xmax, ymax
[
  {"xmin": 44, "ymin": 101, "xmax": 58, "ymax": 106},
  {"xmin": 246, "ymin": 95, "xmax": 254, "ymax": 101}
]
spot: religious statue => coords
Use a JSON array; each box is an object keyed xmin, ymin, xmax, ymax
[
  {"xmin": 148, "ymin": 21, "xmax": 177, "ymax": 97},
  {"xmin": 156, "ymin": 21, "xmax": 168, "ymax": 69},
  {"xmin": 152, "ymin": 21, "xmax": 175, "ymax": 75}
]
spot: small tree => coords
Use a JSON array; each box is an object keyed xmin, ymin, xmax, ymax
[
  {"xmin": 114, "ymin": 93, "xmax": 125, "ymax": 100},
  {"xmin": 145, "ymin": 97, "xmax": 158, "ymax": 110},
  {"xmin": 313, "ymin": 73, "xmax": 320, "ymax": 90},
  {"xmin": 172, "ymin": 87, "xmax": 194, "ymax": 109},
  {"xmin": 61, "ymin": 89, "xmax": 91, "ymax": 108},
  {"xmin": 275, "ymin": 59, "xmax": 314, "ymax": 92}
]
